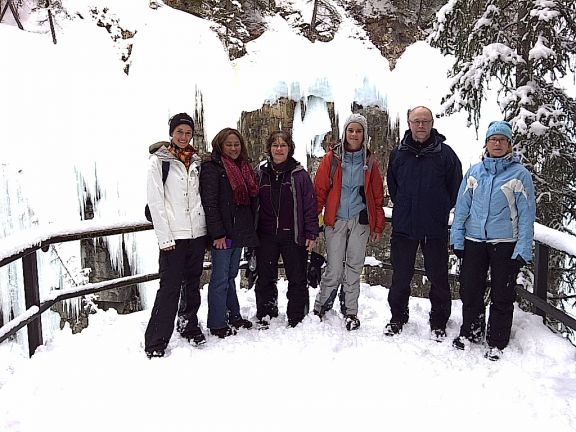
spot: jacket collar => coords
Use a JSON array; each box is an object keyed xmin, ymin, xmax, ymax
[{"xmin": 399, "ymin": 128, "xmax": 445, "ymax": 155}]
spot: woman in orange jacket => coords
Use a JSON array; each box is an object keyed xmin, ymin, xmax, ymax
[{"xmin": 312, "ymin": 113, "xmax": 385, "ymax": 330}]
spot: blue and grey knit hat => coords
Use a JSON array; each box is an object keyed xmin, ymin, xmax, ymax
[{"xmin": 485, "ymin": 120, "xmax": 512, "ymax": 142}]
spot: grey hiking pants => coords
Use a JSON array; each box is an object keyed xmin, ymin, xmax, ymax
[{"xmin": 313, "ymin": 214, "xmax": 369, "ymax": 316}]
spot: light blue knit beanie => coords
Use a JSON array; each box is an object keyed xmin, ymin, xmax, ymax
[{"xmin": 485, "ymin": 120, "xmax": 513, "ymax": 142}]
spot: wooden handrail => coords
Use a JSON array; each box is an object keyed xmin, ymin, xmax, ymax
[{"xmin": 0, "ymin": 222, "xmax": 153, "ymax": 268}]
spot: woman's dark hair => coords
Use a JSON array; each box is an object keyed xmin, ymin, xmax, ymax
[
  {"xmin": 266, "ymin": 130, "xmax": 295, "ymax": 158},
  {"xmin": 211, "ymin": 128, "xmax": 249, "ymax": 161}
]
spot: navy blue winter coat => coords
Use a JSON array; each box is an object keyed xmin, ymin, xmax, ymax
[{"xmin": 387, "ymin": 129, "xmax": 462, "ymax": 240}]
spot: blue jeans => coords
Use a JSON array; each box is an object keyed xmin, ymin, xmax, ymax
[{"xmin": 207, "ymin": 247, "xmax": 242, "ymax": 329}]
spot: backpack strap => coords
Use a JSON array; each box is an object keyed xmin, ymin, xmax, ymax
[
  {"xmin": 161, "ymin": 160, "xmax": 170, "ymax": 184},
  {"xmin": 144, "ymin": 160, "xmax": 170, "ymax": 223},
  {"xmin": 329, "ymin": 153, "xmax": 337, "ymax": 188}
]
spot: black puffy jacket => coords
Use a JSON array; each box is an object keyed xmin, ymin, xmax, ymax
[
  {"xmin": 199, "ymin": 151, "xmax": 259, "ymax": 248},
  {"xmin": 386, "ymin": 129, "xmax": 462, "ymax": 240}
]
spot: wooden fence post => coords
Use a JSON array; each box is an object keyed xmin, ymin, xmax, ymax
[
  {"xmin": 533, "ymin": 242, "xmax": 549, "ymax": 322},
  {"xmin": 22, "ymin": 251, "xmax": 43, "ymax": 356}
]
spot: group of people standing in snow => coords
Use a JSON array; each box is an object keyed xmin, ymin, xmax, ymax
[{"xmin": 143, "ymin": 106, "xmax": 536, "ymax": 363}]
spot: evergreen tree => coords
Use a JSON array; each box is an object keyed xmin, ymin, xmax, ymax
[{"xmin": 428, "ymin": 0, "xmax": 576, "ymax": 336}]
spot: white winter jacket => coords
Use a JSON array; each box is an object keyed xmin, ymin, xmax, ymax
[{"xmin": 147, "ymin": 146, "xmax": 207, "ymax": 249}]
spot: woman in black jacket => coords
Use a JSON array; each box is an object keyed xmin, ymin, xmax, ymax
[{"xmin": 200, "ymin": 128, "xmax": 258, "ymax": 338}]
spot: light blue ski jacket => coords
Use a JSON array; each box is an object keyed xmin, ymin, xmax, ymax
[{"xmin": 450, "ymin": 154, "xmax": 536, "ymax": 262}]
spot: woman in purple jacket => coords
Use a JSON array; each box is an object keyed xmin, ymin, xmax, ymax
[{"xmin": 255, "ymin": 131, "xmax": 319, "ymax": 328}]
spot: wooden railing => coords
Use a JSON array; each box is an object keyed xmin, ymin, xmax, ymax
[{"xmin": 1, "ymin": 220, "xmax": 575, "ymax": 357}]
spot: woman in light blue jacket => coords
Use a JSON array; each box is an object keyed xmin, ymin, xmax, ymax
[{"xmin": 450, "ymin": 121, "xmax": 536, "ymax": 361}]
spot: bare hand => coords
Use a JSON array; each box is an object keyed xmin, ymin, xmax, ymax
[
  {"xmin": 161, "ymin": 245, "xmax": 175, "ymax": 251},
  {"xmin": 370, "ymin": 232, "xmax": 382, "ymax": 243},
  {"xmin": 306, "ymin": 239, "xmax": 316, "ymax": 252},
  {"xmin": 213, "ymin": 238, "xmax": 227, "ymax": 249}
]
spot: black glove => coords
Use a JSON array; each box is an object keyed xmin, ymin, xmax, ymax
[
  {"xmin": 452, "ymin": 248, "xmax": 464, "ymax": 260},
  {"xmin": 509, "ymin": 256, "xmax": 526, "ymax": 285},
  {"xmin": 307, "ymin": 251, "xmax": 325, "ymax": 288},
  {"xmin": 244, "ymin": 248, "xmax": 257, "ymax": 289},
  {"xmin": 512, "ymin": 256, "xmax": 526, "ymax": 272}
]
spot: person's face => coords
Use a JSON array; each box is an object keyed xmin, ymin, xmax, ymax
[
  {"xmin": 222, "ymin": 133, "xmax": 242, "ymax": 160},
  {"xmin": 171, "ymin": 124, "xmax": 193, "ymax": 149},
  {"xmin": 270, "ymin": 137, "xmax": 289, "ymax": 164},
  {"xmin": 486, "ymin": 135, "xmax": 512, "ymax": 158},
  {"xmin": 408, "ymin": 108, "xmax": 434, "ymax": 143},
  {"xmin": 345, "ymin": 122, "xmax": 364, "ymax": 150}
]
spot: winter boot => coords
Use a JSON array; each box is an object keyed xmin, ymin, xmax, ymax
[
  {"xmin": 182, "ymin": 326, "xmax": 207, "ymax": 347},
  {"xmin": 430, "ymin": 327, "xmax": 447, "ymax": 342},
  {"xmin": 256, "ymin": 319, "xmax": 270, "ymax": 330},
  {"xmin": 452, "ymin": 336, "xmax": 468, "ymax": 351},
  {"xmin": 345, "ymin": 314, "xmax": 361, "ymax": 331},
  {"xmin": 484, "ymin": 346, "xmax": 503, "ymax": 361},
  {"xmin": 145, "ymin": 349, "xmax": 165, "ymax": 359},
  {"xmin": 230, "ymin": 318, "xmax": 253, "ymax": 330},
  {"xmin": 384, "ymin": 321, "xmax": 404, "ymax": 336},
  {"xmin": 210, "ymin": 326, "xmax": 236, "ymax": 339}
]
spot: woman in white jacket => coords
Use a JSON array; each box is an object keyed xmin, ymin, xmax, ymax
[{"xmin": 144, "ymin": 113, "xmax": 209, "ymax": 359}]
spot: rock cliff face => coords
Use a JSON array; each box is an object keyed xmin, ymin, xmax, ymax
[{"xmin": 164, "ymin": 0, "xmax": 445, "ymax": 67}]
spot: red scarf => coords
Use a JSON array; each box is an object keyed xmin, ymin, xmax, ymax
[
  {"xmin": 221, "ymin": 154, "xmax": 258, "ymax": 205},
  {"xmin": 168, "ymin": 143, "xmax": 195, "ymax": 169}
]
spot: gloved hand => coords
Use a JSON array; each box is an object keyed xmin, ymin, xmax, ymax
[
  {"xmin": 509, "ymin": 256, "xmax": 526, "ymax": 285},
  {"xmin": 512, "ymin": 256, "xmax": 527, "ymax": 272},
  {"xmin": 244, "ymin": 248, "xmax": 257, "ymax": 289},
  {"xmin": 307, "ymin": 251, "xmax": 325, "ymax": 288},
  {"xmin": 452, "ymin": 248, "xmax": 464, "ymax": 260}
]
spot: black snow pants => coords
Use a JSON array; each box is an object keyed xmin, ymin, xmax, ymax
[
  {"xmin": 458, "ymin": 240, "xmax": 518, "ymax": 350},
  {"xmin": 255, "ymin": 233, "xmax": 309, "ymax": 324},
  {"xmin": 144, "ymin": 236, "xmax": 207, "ymax": 351},
  {"xmin": 387, "ymin": 234, "xmax": 451, "ymax": 329}
]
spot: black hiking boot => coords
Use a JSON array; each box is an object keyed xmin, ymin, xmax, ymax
[
  {"xmin": 230, "ymin": 318, "xmax": 253, "ymax": 330},
  {"xmin": 452, "ymin": 336, "xmax": 467, "ymax": 350},
  {"xmin": 287, "ymin": 317, "xmax": 303, "ymax": 328},
  {"xmin": 182, "ymin": 326, "xmax": 207, "ymax": 347},
  {"xmin": 145, "ymin": 349, "xmax": 165, "ymax": 359},
  {"xmin": 384, "ymin": 321, "xmax": 403, "ymax": 336},
  {"xmin": 210, "ymin": 326, "xmax": 236, "ymax": 339},
  {"xmin": 345, "ymin": 314, "xmax": 361, "ymax": 331},
  {"xmin": 430, "ymin": 328, "xmax": 447, "ymax": 342},
  {"xmin": 484, "ymin": 346, "xmax": 503, "ymax": 361},
  {"xmin": 190, "ymin": 333, "xmax": 206, "ymax": 346}
]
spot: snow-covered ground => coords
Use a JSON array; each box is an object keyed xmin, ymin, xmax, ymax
[
  {"xmin": 1, "ymin": 1, "xmax": 575, "ymax": 430},
  {"xmin": 1, "ymin": 280, "xmax": 575, "ymax": 432}
]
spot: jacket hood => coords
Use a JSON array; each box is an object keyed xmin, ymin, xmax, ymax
[{"xmin": 149, "ymin": 141, "xmax": 169, "ymax": 154}]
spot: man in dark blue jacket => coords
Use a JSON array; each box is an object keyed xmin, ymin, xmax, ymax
[{"xmin": 385, "ymin": 106, "xmax": 462, "ymax": 340}]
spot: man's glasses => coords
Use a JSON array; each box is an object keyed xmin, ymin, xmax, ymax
[
  {"xmin": 409, "ymin": 119, "xmax": 433, "ymax": 126},
  {"xmin": 487, "ymin": 137, "xmax": 509, "ymax": 144}
]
